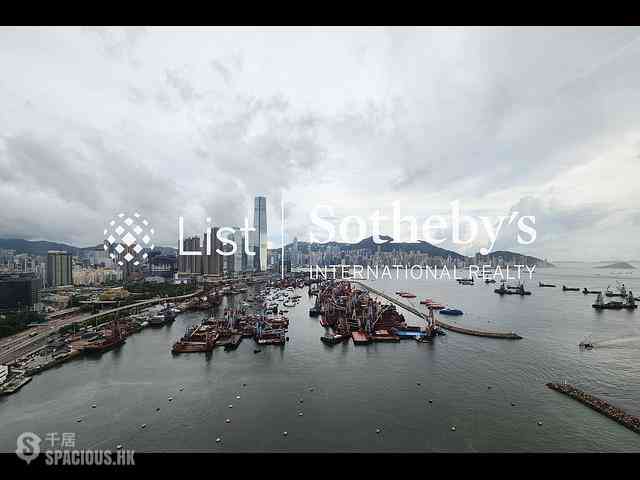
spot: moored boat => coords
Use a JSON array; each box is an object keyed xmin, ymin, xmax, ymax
[{"xmin": 320, "ymin": 333, "xmax": 348, "ymax": 345}]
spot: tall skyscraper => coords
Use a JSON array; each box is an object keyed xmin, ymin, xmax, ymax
[
  {"xmin": 46, "ymin": 251, "xmax": 73, "ymax": 287},
  {"xmin": 253, "ymin": 196, "xmax": 268, "ymax": 272}
]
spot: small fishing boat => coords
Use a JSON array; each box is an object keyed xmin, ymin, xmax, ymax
[
  {"xmin": 539, "ymin": 282, "xmax": 556, "ymax": 288},
  {"xmin": 582, "ymin": 288, "xmax": 600, "ymax": 294},
  {"xmin": 439, "ymin": 308, "xmax": 463, "ymax": 316},
  {"xmin": 562, "ymin": 285, "xmax": 580, "ymax": 292}
]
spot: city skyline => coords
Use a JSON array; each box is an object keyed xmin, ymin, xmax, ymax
[{"xmin": 1, "ymin": 27, "xmax": 640, "ymax": 262}]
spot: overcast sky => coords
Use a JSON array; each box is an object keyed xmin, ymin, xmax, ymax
[{"xmin": 1, "ymin": 26, "xmax": 640, "ymax": 261}]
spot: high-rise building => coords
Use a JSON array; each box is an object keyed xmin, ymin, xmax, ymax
[
  {"xmin": 233, "ymin": 228, "xmax": 245, "ymax": 273},
  {"xmin": 222, "ymin": 227, "xmax": 246, "ymax": 274},
  {"xmin": 292, "ymin": 236, "xmax": 299, "ymax": 267},
  {"xmin": 46, "ymin": 251, "xmax": 73, "ymax": 287},
  {"xmin": 253, "ymin": 196, "xmax": 268, "ymax": 272},
  {"xmin": 202, "ymin": 229, "xmax": 223, "ymax": 275},
  {"xmin": 178, "ymin": 236, "xmax": 202, "ymax": 274},
  {"xmin": 0, "ymin": 273, "xmax": 42, "ymax": 311}
]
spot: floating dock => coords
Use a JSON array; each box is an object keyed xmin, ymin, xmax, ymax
[
  {"xmin": 351, "ymin": 281, "xmax": 522, "ymax": 340},
  {"xmin": 547, "ymin": 382, "xmax": 640, "ymax": 435},
  {"xmin": 0, "ymin": 376, "xmax": 33, "ymax": 395}
]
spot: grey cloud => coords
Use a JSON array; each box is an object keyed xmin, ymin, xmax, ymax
[
  {"xmin": 2, "ymin": 27, "xmax": 640, "ymax": 259},
  {"xmin": 86, "ymin": 26, "xmax": 147, "ymax": 66},
  {"xmin": 211, "ymin": 60, "xmax": 233, "ymax": 85}
]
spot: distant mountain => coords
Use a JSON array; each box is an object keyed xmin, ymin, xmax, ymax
[
  {"xmin": 0, "ymin": 238, "xmax": 178, "ymax": 258},
  {"xmin": 595, "ymin": 261, "xmax": 635, "ymax": 269},
  {"xmin": 475, "ymin": 250, "xmax": 554, "ymax": 267},
  {"xmin": 0, "ymin": 238, "xmax": 82, "ymax": 256},
  {"xmin": 274, "ymin": 236, "xmax": 544, "ymax": 264}
]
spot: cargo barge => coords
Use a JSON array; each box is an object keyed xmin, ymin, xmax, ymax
[
  {"xmin": 172, "ymin": 324, "xmax": 218, "ymax": 353},
  {"xmin": 546, "ymin": 382, "xmax": 640, "ymax": 435}
]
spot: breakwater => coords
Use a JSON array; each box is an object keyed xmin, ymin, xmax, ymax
[{"xmin": 547, "ymin": 382, "xmax": 640, "ymax": 435}]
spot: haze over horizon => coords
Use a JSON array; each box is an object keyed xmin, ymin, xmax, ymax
[{"xmin": 2, "ymin": 27, "xmax": 640, "ymax": 262}]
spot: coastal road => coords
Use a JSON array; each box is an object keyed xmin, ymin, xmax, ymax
[{"xmin": 0, "ymin": 289, "xmax": 203, "ymax": 365}]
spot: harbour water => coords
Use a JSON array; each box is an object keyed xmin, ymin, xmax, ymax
[{"xmin": 1, "ymin": 265, "xmax": 639, "ymax": 452}]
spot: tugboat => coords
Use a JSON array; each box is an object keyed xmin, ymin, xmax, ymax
[{"xmin": 494, "ymin": 282, "xmax": 509, "ymax": 295}]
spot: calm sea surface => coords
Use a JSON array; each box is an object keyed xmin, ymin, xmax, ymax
[{"xmin": 1, "ymin": 265, "xmax": 639, "ymax": 452}]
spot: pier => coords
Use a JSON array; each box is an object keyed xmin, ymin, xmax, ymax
[
  {"xmin": 547, "ymin": 382, "xmax": 640, "ymax": 435},
  {"xmin": 350, "ymin": 280, "xmax": 522, "ymax": 340}
]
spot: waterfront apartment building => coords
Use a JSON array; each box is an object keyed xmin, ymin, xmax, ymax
[
  {"xmin": 0, "ymin": 273, "xmax": 42, "ymax": 311},
  {"xmin": 202, "ymin": 228, "xmax": 224, "ymax": 275},
  {"xmin": 178, "ymin": 236, "xmax": 202, "ymax": 274},
  {"xmin": 46, "ymin": 251, "xmax": 73, "ymax": 287},
  {"xmin": 220, "ymin": 227, "xmax": 247, "ymax": 275},
  {"xmin": 253, "ymin": 196, "xmax": 268, "ymax": 272}
]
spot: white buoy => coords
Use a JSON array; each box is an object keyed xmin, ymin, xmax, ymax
[
  {"xmin": 298, "ymin": 412, "xmax": 303, "ymax": 416},
  {"xmin": 116, "ymin": 444, "xmax": 123, "ymax": 450},
  {"xmin": 216, "ymin": 437, "xmax": 221, "ymax": 443},
  {"xmin": 236, "ymin": 395, "xmax": 240, "ymax": 400},
  {"xmin": 92, "ymin": 404, "xmax": 97, "ymax": 409},
  {"xmin": 451, "ymin": 426, "xmax": 456, "ymax": 431},
  {"xmin": 283, "ymin": 431, "xmax": 288, "ymax": 436},
  {"xmin": 537, "ymin": 421, "xmax": 543, "ymax": 426},
  {"xmin": 141, "ymin": 424, "xmax": 146, "ymax": 429},
  {"xmin": 376, "ymin": 428, "xmax": 381, "ymax": 434},
  {"xmin": 228, "ymin": 404, "xmax": 233, "ymax": 408},
  {"xmin": 77, "ymin": 418, "xmax": 82, "ymax": 423},
  {"xmin": 225, "ymin": 418, "xmax": 231, "ymax": 423}
]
